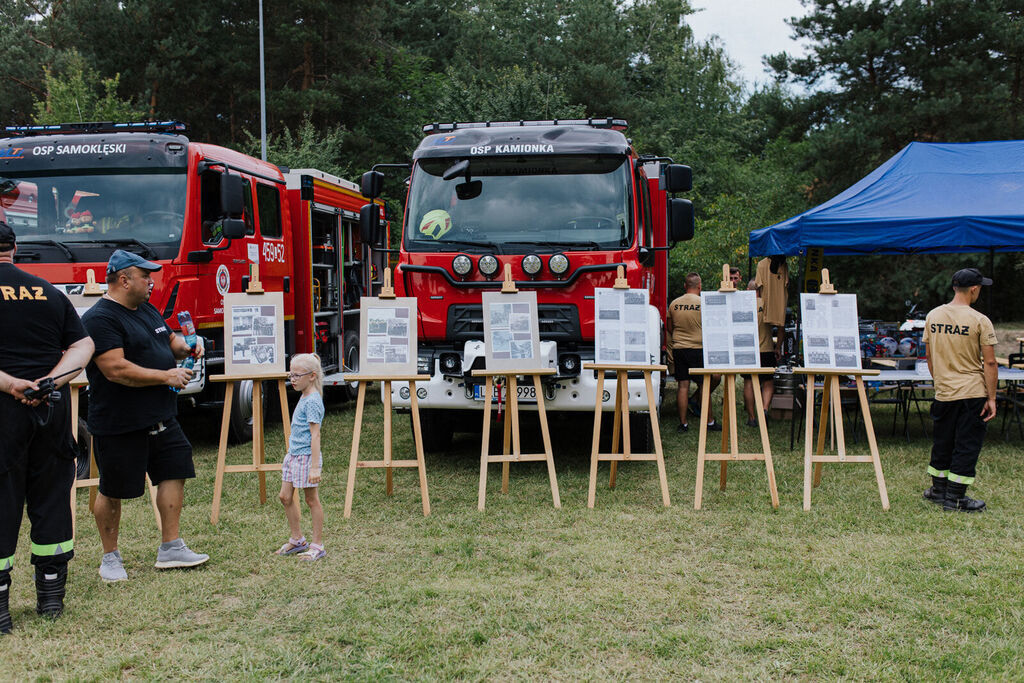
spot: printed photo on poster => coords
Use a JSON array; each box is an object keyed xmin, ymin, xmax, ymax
[
  {"xmin": 483, "ymin": 291, "xmax": 542, "ymax": 371},
  {"xmin": 800, "ymin": 293, "xmax": 862, "ymax": 370},
  {"xmin": 700, "ymin": 289, "xmax": 759, "ymax": 369},
  {"xmin": 594, "ymin": 287, "xmax": 651, "ymax": 366},
  {"xmin": 359, "ymin": 298, "xmax": 418, "ymax": 376},
  {"xmin": 224, "ymin": 293, "xmax": 286, "ymax": 376}
]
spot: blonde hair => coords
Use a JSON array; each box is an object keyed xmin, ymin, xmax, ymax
[{"xmin": 290, "ymin": 353, "xmax": 324, "ymax": 394}]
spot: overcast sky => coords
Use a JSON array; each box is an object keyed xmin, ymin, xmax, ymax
[{"xmin": 687, "ymin": 0, "xmax": 810, "ymax": 90}]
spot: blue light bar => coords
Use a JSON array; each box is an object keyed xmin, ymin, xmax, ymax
[{"xmin": 2, "ymin": 121, "xmax": 188, "ymax": 137}]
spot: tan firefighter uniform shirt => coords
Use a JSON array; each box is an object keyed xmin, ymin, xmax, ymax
[
  {"xmin": 668, "ymin": 292, "xmax": 702, "ymax": 349},
  {"xmin": 923, "ymin": 303, "xmax": 997, "ymax": 401},
  {"xmin": 756, "ymin": 258, "xmax": 789, "ymax": 326},
  {"xmin": 757, "ymin": 298, "xmax": 774, "ymax": 353}
]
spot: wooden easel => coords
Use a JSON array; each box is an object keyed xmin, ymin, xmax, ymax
[
  {"xmin": 476, "ymin": 266, "xmax": 561, "ymax": 510},
  {"xmin": 794, "ymin": 270, "xmax": 889, "ymax": 511},
  {"xmin": 342, "ymin": 269, "xmax": 431, "ymax": 518},
  {"xmin": 692, "ymin": 264, "xmax": 779, "ymax": 510},
  {"xmin": 584, "ymin": 267, "xmax": 670, "ymax": 508}
]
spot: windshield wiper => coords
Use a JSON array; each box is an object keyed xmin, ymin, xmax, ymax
[
  {"xmin": 65, "ymin": 238, "xmax": 159, "ymax": 260},
  {"xmin": 434, "ymin": 239, "xmax": 501, "ymax": 253},
  {"xmin": 18, "ymin": 239, "xmax": 76, "ymax": 261},
  {"xmin": 506, "ymin": 240, "xmax": 602, "ymax": 251}
]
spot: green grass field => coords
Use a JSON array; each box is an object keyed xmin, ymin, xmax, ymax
[{"xmin": 7, "ymin": 385, "xmax": 1024, "ymax": 679}]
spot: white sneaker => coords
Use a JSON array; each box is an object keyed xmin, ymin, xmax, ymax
[
  {"xmin": 99, "ymin": 550, "xmax": 128, "ymax": 583},
  {"xmin": 154, "ymin": 539, "xmax": 209, "ymax": 569}
]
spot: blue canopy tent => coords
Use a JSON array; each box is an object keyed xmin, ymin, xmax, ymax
[{"xmin": 749, "ymin": 140, "xmax": 1024, "ymax": 257}]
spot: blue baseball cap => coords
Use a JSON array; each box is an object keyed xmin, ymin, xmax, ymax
[{"xmin": 106, "ymin": 249, "xmax": 162, "ymax": 275}]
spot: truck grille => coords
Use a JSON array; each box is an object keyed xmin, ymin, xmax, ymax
[{"xmin": 447, "ymin": 304, "xmax": 581, "ymax": 343}]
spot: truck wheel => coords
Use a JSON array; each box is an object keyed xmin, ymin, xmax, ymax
[
  {"xmin": 229, "ymin": 379, "xmax": 266, "ymax": 443},
  {"xmin": 76, "ymin": 418, "xmax": 92, "ymax": 480},
  {"xmin": 414, "ymin": 409, "xmax": 453, "ymax": 453},
  {"xmin": 630, "ymin": 413, "xmax": 655, "ymax": 454},
  {"xmin": 343, "ymin": 330, "xmax": 360, "ymax": 401}
]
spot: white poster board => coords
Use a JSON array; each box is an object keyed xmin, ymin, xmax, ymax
[
  {"xmin": 482, "ymin": 291, "xmax": 543, "ymax": 371},
  {"xmin": 700, "ymin": 290, "xmax": 760, "ymax": 369},
  {"xmin": 224, "ymin": 291, "xmax": 286, "ymax": 376},
  {"xmin": 800, "ymin": 293, "xmax": 861, "ymax": 369},
  {"xmin": 359, "ymin": 297, "xmax": 417, "ymax": 376},
  {"xmin": 594, "ymin": 287, "xmax": 650, "ymax": 365}
]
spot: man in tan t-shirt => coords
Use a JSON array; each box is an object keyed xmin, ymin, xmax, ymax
[
  {"xmin": 743, "ymin": 280, "xmax": 776, "ymax": 425},
  {"xmin": 666, "ymin": 273, "xmax": 721, "ymax": 433},
  {"xmin": 922, "ymin": 268, "xmax": 998, "ymax": 512}
]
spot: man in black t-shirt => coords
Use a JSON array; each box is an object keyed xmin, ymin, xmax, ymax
[
  {"xmin": 0, "ymin": 222, "xmax": 95, "ymax": 634},
  {"xmin": 82, "ymin": 250, "xmax": 208, "ymax": 583}
]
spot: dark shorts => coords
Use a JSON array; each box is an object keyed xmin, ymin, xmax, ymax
[
  {"xmin": 94, "ymin": 418, "xmax": 194, "ymax": 499},
  {"xmin": 743, "ymin": 352, "xmax": 778, "ymax": 379},
  {"xmin": 673, "ymin": 348, "xmax": 705, "ymax": 382}
]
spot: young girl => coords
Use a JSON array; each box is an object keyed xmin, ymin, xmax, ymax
[{"xmin": 275, "ymin": 353, "xmax": 326, "ymax": 561}]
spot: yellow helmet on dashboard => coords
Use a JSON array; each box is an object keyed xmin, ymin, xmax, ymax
[{"xmin": 418, "ymin": 209, "xmax": 453, "ymax": 240}]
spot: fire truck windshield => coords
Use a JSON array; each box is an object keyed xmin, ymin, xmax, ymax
[
  {"xmin": 0, "ymin": 171, "xmax": 186, "ymax": 257},
  {"xmin": 405, "ymin": 155, "xmax": 632, "ymax": 253}
]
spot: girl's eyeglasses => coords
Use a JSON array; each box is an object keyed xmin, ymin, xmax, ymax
[{"xmin": 288, "ymin": 371, "xmax": 313, "ymax": 380}]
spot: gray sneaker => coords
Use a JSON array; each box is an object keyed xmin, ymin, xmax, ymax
[
  {"xmin": 99, "ymin": 550, "xmax": 128, "ymax": 583},
  {"xmin": 154, "ymin": 539, "xmax": 209, "ymax": 569}
]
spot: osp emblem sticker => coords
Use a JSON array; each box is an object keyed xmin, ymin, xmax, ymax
[{"xmin": 216, "ymin": 264, "xmax": 230, "ymax": 295}]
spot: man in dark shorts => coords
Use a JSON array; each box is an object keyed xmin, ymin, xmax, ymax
[
  {"xmin": 922, "ymin": 268, "xmax": 998, "ymax": 512},
  {"xmin": 82, "ymin": 250, "xmax": 208, "ymax": 582},
  {"xmin": 666, "ymin": 272, "xmax": 721, "ymax": 433},
  {"xmin": 0, "ymin": 222, "xmax": 95, "ymax": 633}
]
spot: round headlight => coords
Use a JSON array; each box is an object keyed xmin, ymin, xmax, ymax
[
  {"xmin": 521, "ymin": 254, "xmax": 542, "ymax": 277},
  {"xmin": 452, "ymin": 254, "xmax": 473, "ymax": 277},
  {"xmin": 478, "ymin": 254, "xmax": 499, "ymax": 278},
  {"xmin": 549, "ymin": 253, "xmax": 569, "ymax": 276}
]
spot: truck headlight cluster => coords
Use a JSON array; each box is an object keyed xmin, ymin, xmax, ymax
[
  {"xmin": 521, "ymin": 254, "xmax": 542, "ymax": 277},
  {"xmin": 452, "ymin": 254, "xmax": 473, "ymax": 277},
  {"xmin": 548, "ymin": 253, "xmax": 569, "ymax": 276},
  {"xmin": 478, "ymin": 254, "xmax": 499, "ymax": 278}
]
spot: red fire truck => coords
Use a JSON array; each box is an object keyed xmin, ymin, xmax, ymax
[
  {"xmin": 356, "ymin": 118, "xmax": 693, "ymax": 451},
  {"xmin": 0, "ymin": 121, "xmax": 385, "ymax": 441}
]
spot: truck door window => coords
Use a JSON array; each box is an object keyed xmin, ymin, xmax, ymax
[
  {"xmin": 200, "ymin": 172, "xmax": 254, "ymax": 243},
  {"xmin": 637, "ymin": 168, "xmax": 652, "ymax": 247},
  {"xmin": 256, "ymin": 183, "xmax": 282, "ymax": 238}
]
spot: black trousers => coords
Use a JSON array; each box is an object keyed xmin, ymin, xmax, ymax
[
  {"xmin": 0, "ymin": 392, "xmax": 76, "ymax": 573},
  {"xmin": 929, "ymin": 397, "xmax": 987, "ymax": 484}
]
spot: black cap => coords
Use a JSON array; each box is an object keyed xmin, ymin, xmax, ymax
[
  {"xmin": 106, "ymin": 249, "xmax": 162, "ymax": 275},
  {"xmin": 951, "ymin": 268, "xmax": 992, "ymax": 287},
  {"xmin": 0, "ymin": 221, "xmax": 15, "ymax": 249}
]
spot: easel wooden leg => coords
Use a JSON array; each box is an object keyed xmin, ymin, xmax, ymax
[
  {"xmin": 210, "ymin": 382, "xmax": 234, "ymax": 525},
  {"xmin": 253, "ymin": 380, "xmax": 266, "ymax": 505},
  {"xmin": 694, "ymin": 374, "xmax": 712, "ymax": 510},
  {"xmin": 813, "ymin": 376, "xmax": 832, "ymax": 488},
  {"xmin": 609, "ymin": 371, "xmax": 622, "ymax": 488},
  {"xmin": 478, "ymin": 376, "xmax": 494, "ymax": 511},
  {"xmin": 620, "ymin": 372, "xmax": 632, "ymax": 460},
  {"xmin": 721, "ymin": 375, "xmax": 737, "ymax": 491},
  {"xmin": 588, "ymin": 370, "xmax": 605, "ymax": 509},
  {"xmin": 534, "ymin": 374, "xmax": 560, "ymax": 509},
  {"xmin": 803, "ymin": 379, "xmax": 815, "ymax": 511},
  {"xmin": 383, "ymin": 381, "xmax": 394, "ymax": 496},
  {"xmin": 343, "ymin": 382, "xmax": 367, "ymax": 519},
  {"xmin": 88, "ymin": 443, "xmax": 98, "ymax": 512},
  {"xmin": 501, "ymin": 379, "xmax": 511, "ymax": 494},
  {"xmin": 644, "ymin": 370, "xmax": 670, "ymax": 507},
  {"xmin": 409, "ymin": 381, "xmax": 431, "ymax": 516},
  {"xmin": 752, "ymin": 376, "xmax": 779, "ymax": 508},
  {"xmin": 277, "ymin": 380, "xmax": 291, "ymax": 443},
  {"xmin": 856, "ymin": 377, "xmax": 889, "ymax": 510}
]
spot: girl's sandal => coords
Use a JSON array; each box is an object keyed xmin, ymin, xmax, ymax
[
  {"xmin": 274, "ymin": 537, "xmax": 309, "ymax": 555},
  {"xmin": 298, "ymin": 543, "xmax": 326, "ymax": 562}
]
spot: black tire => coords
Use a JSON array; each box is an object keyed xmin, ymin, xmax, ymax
[
  {"xmin": 629, "ymin": 412, "xmax": 654, "ymax": 454},
  {"xmin": 75, "ymin": 417, "xmax": 92, "ymax": 480},
  {"xmin": 229, "ymin": 379, "xmax": 267, "ymax": 444},
  {"xmin": 343, "ymin": 329, "xmax": 360, "ymax": 401},
  {"xmin": 415, "ymin": 408, "xmax": 453, "ymax": 453}
]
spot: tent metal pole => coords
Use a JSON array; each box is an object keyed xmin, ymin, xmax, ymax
[{"xmin": 987, "ymin": 248, "xmax": 994, "ymax": 317}]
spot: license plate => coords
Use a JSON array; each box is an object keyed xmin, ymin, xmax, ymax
[{"xmin": 473, "ymin": 383, "xmax": 537, "ymax": 403}]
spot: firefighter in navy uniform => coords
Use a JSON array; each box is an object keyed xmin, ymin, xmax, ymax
[
  {"xmin": 0, "ymin": 222, "xmax": 95, "ymax": 634},
  {"xmin": 922, "ymin": 268, "xmax": 998, "ymax": 512}
]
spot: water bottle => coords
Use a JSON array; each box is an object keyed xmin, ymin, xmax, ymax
[{"xmin": 173, "ymin": 311, "xmax": 197, "ymax": 393}]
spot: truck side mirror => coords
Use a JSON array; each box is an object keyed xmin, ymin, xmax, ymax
[
  {"xmin": 220, "ymin": 172, "xmax": 244, "ymax": 217},
  {"xmin": 361, "ymin": 171, "xmax": 384, "ymax": 200},
  {"xmin": 668, "ymin": 198, "xmax": 694, "ymax": 242},
  {"xmin": 221, "ymin": 218, "xmax": 246, "ymax": 240},
  {"xmin": 663, "ymin": 164, "xmax": 692, "ymax": 193},
  {"xmin": 359, "ymin": 203, "xmax": 381, "ymax": 245}
]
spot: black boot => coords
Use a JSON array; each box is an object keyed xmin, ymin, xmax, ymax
[
  {"xmin": 943, "ymin": 481, "xmax": 986, "ymax": 512},
  {"xmin": 923, "ymin": 476, "xmax": 947, "ymax": 504},
  {"xmin": 0, "ymin": 571, "xmax": 11, "ymax": 634},
  {"xmin": 34, "ymin": 564, "xmax": 67, "ymax": 619}
]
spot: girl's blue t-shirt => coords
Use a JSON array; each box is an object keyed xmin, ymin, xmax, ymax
[{"xmin": 288, "ymin": 391, "xmax": 324, "ymax": 455}]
